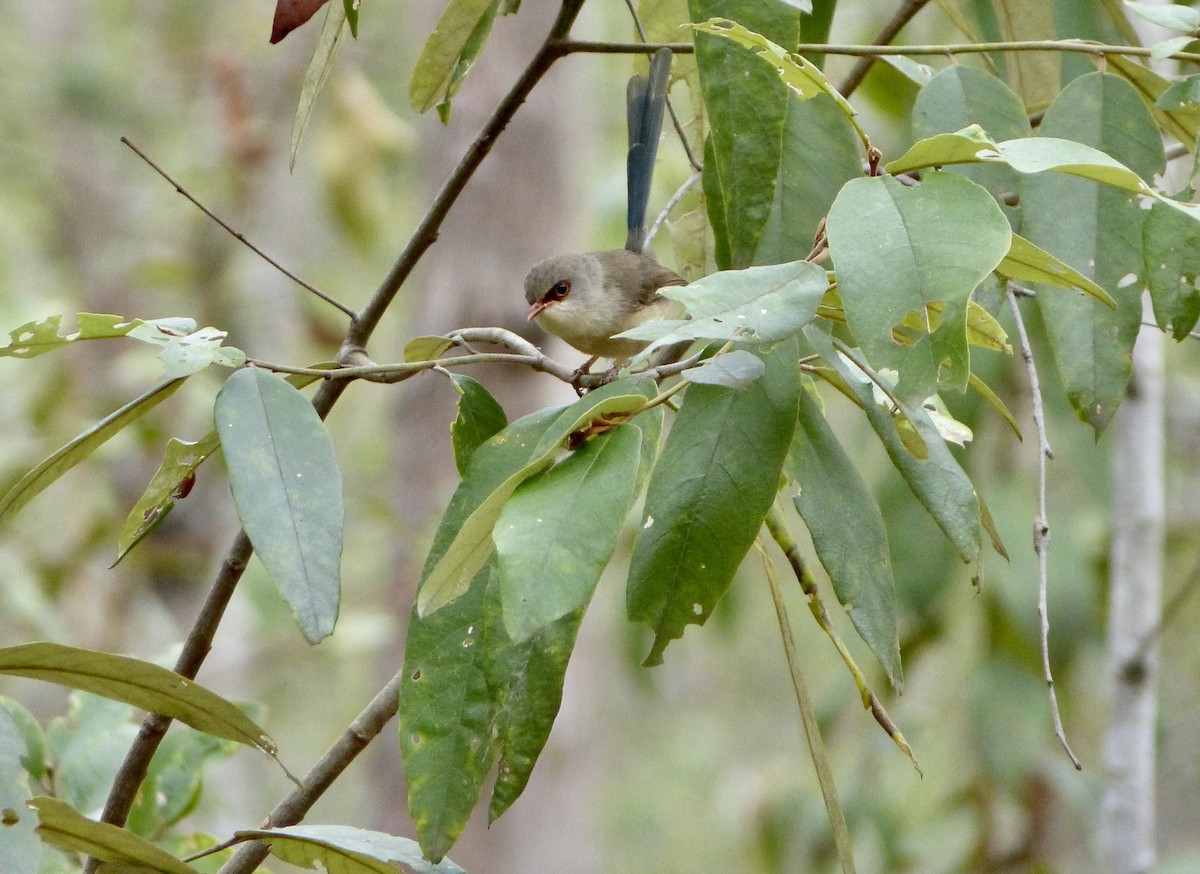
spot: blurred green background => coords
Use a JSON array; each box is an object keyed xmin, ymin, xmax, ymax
[{"xmin": 3, "ymin": 1, "xmax": 1200, "ymax": 872}]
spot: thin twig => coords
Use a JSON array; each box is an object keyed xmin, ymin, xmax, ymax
[
  {"xmin": 646, "ymin": 171, "xmax": 701, "ymax": 248},
  {"xmin": 838, "ymin": 0, "xmax": 933, "ymax": 99},
  {"xmin": 566, "ymin": 38, "xmax": 1200, "ymax": 65},
  {"xmin": 254, "ymin": 325, "xmax": 704, "ymax": 388},
  {"xmin": 561, "ymin": 40, "xmax": 694, "ymax": 54},
  {"xmin": 1141, "ymin": 318, "xmax": 1200, "ymax": 342},
  {"xmin": 621, "ymin": 0, "xmax": 703, "ymax": 171},
  {"xmin": 119, "ymin": 137, "xmax": 357, "ymax": 320},
  {"xmin": 1006, "ymin": 282, "xmax": 1082, "ymax": 770}
]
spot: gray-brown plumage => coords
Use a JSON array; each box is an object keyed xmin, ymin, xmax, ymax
[
  {"xmin": 524, "ymin": 249, "xmax": 685, "ymax": 361},
  {"xmin": 523, "ymin": 49, "xmax": 685, "ymax": 369}
]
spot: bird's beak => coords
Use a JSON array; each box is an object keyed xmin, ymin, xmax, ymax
[{"xmin": 527, "ymin": 299, "xmax": 551, "ymax": 321}]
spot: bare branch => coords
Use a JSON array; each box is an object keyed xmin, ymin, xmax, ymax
[
  {"xmin": 1006, "ymin": 282, "xmax": 1081, "ymax": 770},
  {"xmin": 120, "ymin": 137, "xmax": 357, "ymax": 320}
]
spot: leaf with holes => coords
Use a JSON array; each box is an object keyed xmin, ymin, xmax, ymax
[
  {"xmin": 417, "ymin": 379, "xmax": 655, "ymax": 617},
  {"xmin": 628, "ymin": 339, "xmax": 800, "ymax": 665}
]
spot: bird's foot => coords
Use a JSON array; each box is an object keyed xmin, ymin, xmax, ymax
[{"xmin": 570, "ymin": 356, "xmax": 600, "ymax": 396}]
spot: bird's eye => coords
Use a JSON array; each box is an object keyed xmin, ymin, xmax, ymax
[{"xmin": 547, "ymin": 280, "xmax": 570, "ymax": 301}]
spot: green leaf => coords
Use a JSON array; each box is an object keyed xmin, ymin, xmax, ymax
[
  {"xmin": 1145, "ymin": 200, "xmax": 1200, "ymax": 340},
  {"xmin": 0, "ymin": 379, "xmax": 185, "ymax": 526},
  {"xmin": 689, "ymin": 9, "xmax": 863, "ymax": 267},
  {"xmin": 127, "ymin": 729, "xmax": 238, "ymax": 837},
  {"xmin": 1021, "ymin": 72, "xmax": 1163, "ymax": 433},
  {"xmin": 410, "ymin": 0, "xmax": 498, "ymax": 114},
  {"xmin": 879, "ymin": 54, "xmax": 936, "ymax": 86},
  {"xmin": 911, "ymin": 66, "xmax": 1030, "ymax": 218},
  {"xmin": 343, "ymin": 0, "xmax": 359, "ymax": 37},
  {"xmin": 968, "ymin": 372, "xmax": 1022, "ymax": 440},
  {"xmin": 0, "ymin": 643, "xmax": 275, "ymax": 751},
  {"xmin": 789, "ymin": 383, "xmax": 901, "ymax": 689},
  {"xmin": 404, "ymin": 336, "xmax": 456, "ymax": 363},
  {"xmin": 1106, "ymin": 55, "xmax": 1200, "ymax": 150},
  {"xmin": 401, "ymin": 568, "xmax": 497, "ymax": 862},
  {"xmin": 911, "ymin": 66, "xmax": 1031, "ymax": 142},
  {"xmin": 690, "ymin": 17, "xmax": 858, "ymax": 124},
  {"xmin": 0, "ymin": 696, "xmax": 46, "ymax": 780},
  {"xmin": 806, "ymin": 327, "xmax": 985, "ymax": 577},
  {"xmin": 487, "ymin": 596, "xmax": 581, "ymax": 825},
  {"xmin": 235, "ymin": 825, "xmax": 464, "ymax": 874},
  {"xmin": 46, "ymin": 694, "xmax": 137, "ymax": 816},
  {"xmin": 682, "ymin": 349, "xmax": 766, "ymax": 388},
  {"xmin": 1124, "ymin": 0, "xmax": 1200, "ymax": 33},
  {"xmin": 417, "ymin": 379, "xmax": 656, "ymax": 617},
  {"xmin": 436, "ymin": 0, "xmax": 502, "ymax": 123},
  {"xmin": 998, "ymin": 233, "xmax": 1115, "ymax": 307},
  {"xmin": 114, "ymin": 436, "xmax": 220, "ymax": 567},
  {"xmin": 628, "ymin": 339, "xmax": 800, "ymax": 665},
  {"xmin": 994, "ymin": 136, "xmax": 1157, "ymax": 195},
  {"xmin": 618, "ymin": 260, "xmax": 828, "ymax": 345},
  {"xmin": 214, "ymin": 368, "xmax": 344, "ymax": 644},
  {"xmin": 495, "ymin": 424, "xmax": 641, "ymax": 642},
  {"xmin": 991, "ymin": 0, "xmax": 1059, "ymax": 109},
  {"xmin": 1150, "ymin": 34, "xmax": 1197, "ymax": 61},
  {"xmin": 290, "ymin": 3, "xmax": 348, "ymax": 171},
  {"xmin": 889, "ymin": 128, "xmax": 1160, "ymax": 196},
  {"xmin": 0, "ymin": 313, "xmax": 139, "ymax": 359},
  {"xmin": 885, "ymin": 126, "xmax": 1001, "ymax": 176},
  {"xmin": 891, "ymin": 124, "xmax": 1200, "ymax": 226},
  {"xmin": 1156, "ymin": 73, "xmax": 1200, "ymax": 110},
  {"xmin": 31, "ymin": 796, "xmax": 199, "ymax": 874},
  {"xmin": 826, "ymin": 172, "xmax": 1011, "ymax": 400},
  {"xmin": 0, "ymin": 705, "xmax": 38, "ymax": 874},
  {"xmin": 448, "ymin": 374, "xmax": 507, "ymax": 476},
  {"xmin": 401, "ymin": 562, "xmax": 583, "ymax": 861},
  {"xmin": 690, "ymin": 2, "xmax": 801, "ymax": 268}
]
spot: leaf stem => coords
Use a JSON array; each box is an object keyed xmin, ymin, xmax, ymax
[
  {"xmin": 760, "ymin": 542, "xmax": 857, "ymax": 874},
  {"xmin": 763, "ymin": 503, "xmax": 919, "ymax": 771}
]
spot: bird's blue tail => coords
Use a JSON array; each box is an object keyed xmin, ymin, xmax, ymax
[{"xmin": 625, "ymin": 48, "xmax": 672, "ymax": 253}]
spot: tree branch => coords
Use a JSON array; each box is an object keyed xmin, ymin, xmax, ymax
[
  {"xmin": 838, "ymin": 0, "xmax": 933, "ymax": 98},
  {"xmin": 89, "ymin": 1, "xmax": 589, "ymax": 864},
  {"xmin": 216, "ymin": 670, "xmax": 406, "ymax": 874},
  {"xmin": 347, "ymin": 0, "xmax": 588, "ymax": 349}
]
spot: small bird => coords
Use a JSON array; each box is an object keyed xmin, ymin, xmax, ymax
[{"xmin": 524, "ymin": 48, "xmax": 686, "ymax": 377}]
